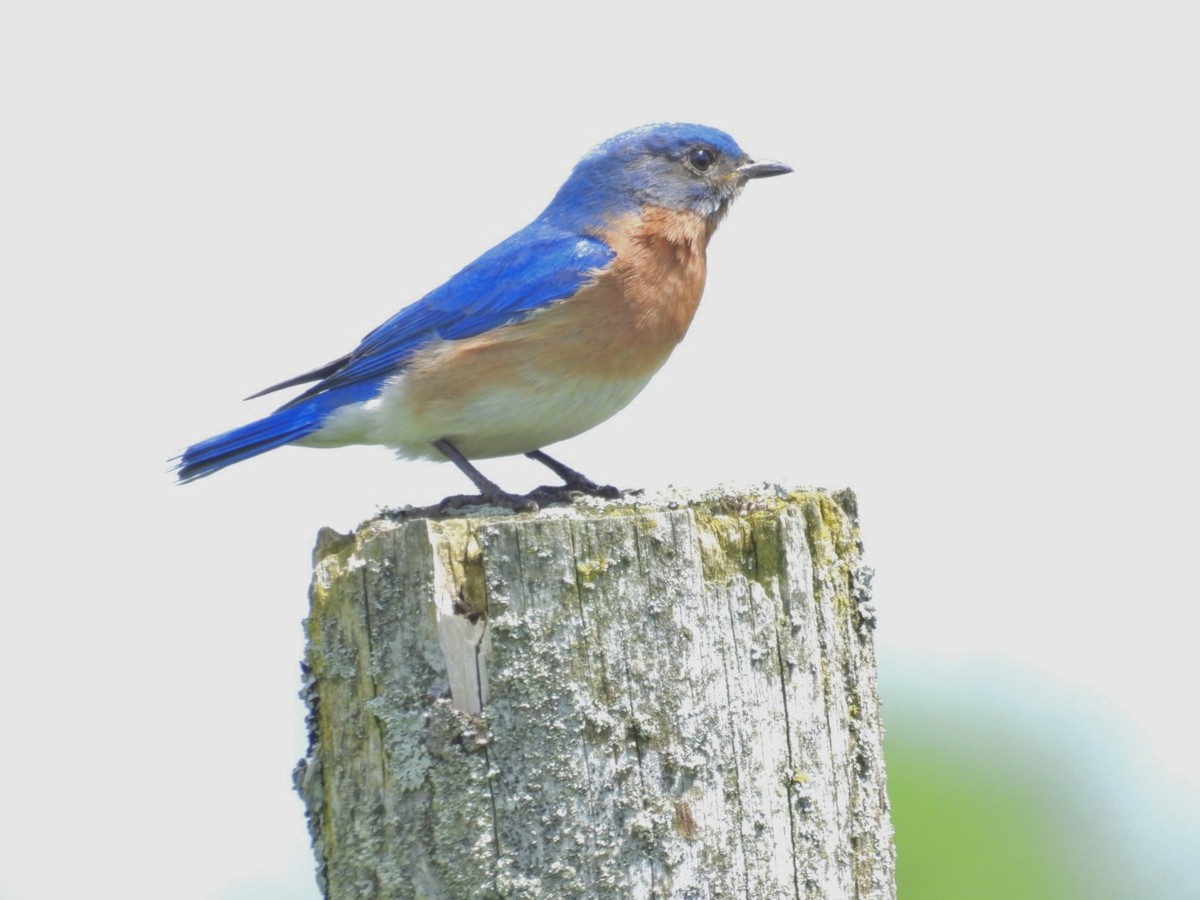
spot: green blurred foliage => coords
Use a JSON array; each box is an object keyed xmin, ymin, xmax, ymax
[
  {"xmin": 879, "ymin": 656, "xmax": 1200, "ymax": 900},
  {"xmin": 887, "ymin": 732, "xmax": 1092, "ymax": 899}
]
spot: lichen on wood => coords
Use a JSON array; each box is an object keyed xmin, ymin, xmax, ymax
[{"xmin": 295, "ymin": 485, "xmax": 895, "ymax": 899}]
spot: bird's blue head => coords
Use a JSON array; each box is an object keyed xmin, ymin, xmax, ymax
[{"xmin": 541, "ymin": 123, "xmax": 791, "ymax": 231}]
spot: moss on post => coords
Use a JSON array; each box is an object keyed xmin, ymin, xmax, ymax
[{"xmin": 294, "ymin": 485, "xmax": 895, "ymax": 899}]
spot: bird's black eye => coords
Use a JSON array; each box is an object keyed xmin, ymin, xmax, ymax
[{"xmin": 686, "ymin": 146, "xmax": 717, "ymax": 173}]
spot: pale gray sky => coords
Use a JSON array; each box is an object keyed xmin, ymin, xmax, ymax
[{"xmin": 3, "ymin": 2, "xmax": 1197, "ymax": 898}]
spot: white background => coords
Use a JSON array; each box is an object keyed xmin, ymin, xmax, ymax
[{"xmin": 2, "ymin": 2, "xmax": 1196, "ymax": 898}]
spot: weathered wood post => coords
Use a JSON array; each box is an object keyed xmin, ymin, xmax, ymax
[{"xmin": 294, "ymin": 486, "xmax": 895, "ymax": 899}]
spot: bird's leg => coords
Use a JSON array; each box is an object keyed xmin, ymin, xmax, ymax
[
  {"xmin": 525, "ymin": 450, "xmax": 622, "ymax": 499},
  {"xmin": 434, "ymin": 439, "xmax": 538, "ymax": 512}
]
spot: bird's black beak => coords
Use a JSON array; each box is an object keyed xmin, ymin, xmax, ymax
[{"xmin": 737, "ymin": 158, "xmax": 793, "ymax": 179}]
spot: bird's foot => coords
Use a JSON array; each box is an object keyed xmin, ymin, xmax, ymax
[
  {"xmin": 522, "ymin": 450, "xmax": 622, "ymax": 499},
  {"xmin": 434, "ymin": 438, "xmax": 541, "ymax": 512},
  {"xmin": 437, "ymin": 490, "xmax": 539, "ymax": 514},
  {"xmin": 436, "ymin": 482, "xmax": 638, "ymax": 514},
  {"xmin": 557, "ymin": 473, "xmax": 622, "ymax": 499},
  {"xmin": 523, "ymin": 484, "xmax": 583, "ymax": 507},
  {"xmin": 524, "ymin": 481, "xmax": 631, "ymax": 507}
]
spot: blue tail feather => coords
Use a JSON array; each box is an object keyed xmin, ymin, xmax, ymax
[
  {"xmin": 175, "ymin": 381, "xmax": 382, "ymax": 482},
  {"xmin": 175, "ymin": 411, "xmax": 317, "ymax": 482}
]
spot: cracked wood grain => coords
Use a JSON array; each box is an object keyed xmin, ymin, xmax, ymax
[{"xmin": 295, "ymin": 486, "xmax": 896, "ymax": 899}]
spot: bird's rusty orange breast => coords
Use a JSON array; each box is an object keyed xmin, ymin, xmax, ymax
[
  {"xmin": 399, "ymin": 206, "xmax": 716, "ymax": 408},
  {"xmin": 586, "ymin": 205, "xmax": 715, "ymax": 367}
]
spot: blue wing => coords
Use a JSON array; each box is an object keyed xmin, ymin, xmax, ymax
[
  {"xmin": 279, "ymin": 220, "xmax": 614, "ymax": 406},
  {"xmin": 176, "ymin": 220, "xmax": 614, "ymax": 481}
]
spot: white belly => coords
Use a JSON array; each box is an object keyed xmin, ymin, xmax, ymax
[{"xmin": 302, "ymin": 367, "xmax": 658, "ymax": 461}]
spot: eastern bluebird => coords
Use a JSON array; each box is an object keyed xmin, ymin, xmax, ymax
[{"xmin": 176, "ymin": 123, "xmax": 791, "ymax": 510}]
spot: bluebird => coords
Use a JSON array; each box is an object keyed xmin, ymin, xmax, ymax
[{"xmin": 176, "ymin": 123, "xmax": 791, "ymax": 510}]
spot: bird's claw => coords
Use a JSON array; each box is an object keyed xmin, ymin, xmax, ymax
[
  {"xmin": 559, "ymin": 475, "xmax": 622, "ymax": 499},
  {"xmin": 526, "ymin": 482, "xmax": 625, "ymax": 506},
  {"xmin": 438, "ymin": 491, "xmax": 539, "ymax": 514},
  {"xmin": 435, "ymin": 482, "xmax": 629, "ymax": 515}
]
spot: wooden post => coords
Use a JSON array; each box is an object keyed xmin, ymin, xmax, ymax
[{"xmin": 294, "ymin": 486, "xmax": 895, "ymax": 899}]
